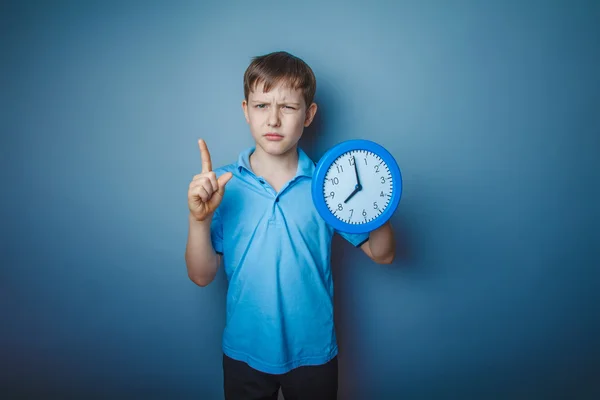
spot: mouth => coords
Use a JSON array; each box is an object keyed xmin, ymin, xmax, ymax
[{"xmin": 264, "ymin": 133, "xmax": 284, "ymax": 141}]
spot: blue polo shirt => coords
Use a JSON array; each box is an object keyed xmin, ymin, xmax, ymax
[{"xmin": 210, "ymin": 146, "xmax": 369, "ymax": 374}]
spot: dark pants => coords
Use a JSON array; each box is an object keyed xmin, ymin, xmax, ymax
[{"xmin": 223, "ymin": 354, "xmax": 338, "ymax": 400}]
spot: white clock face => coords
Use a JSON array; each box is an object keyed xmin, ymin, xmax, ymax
[{"xmin": 322, "ymin": 149, "xmax": 393, "ymax": 225}]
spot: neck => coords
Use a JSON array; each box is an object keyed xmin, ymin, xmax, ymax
[{"xmin": 250, "ymin": 145, "xmax": 299, "ymax": 177}]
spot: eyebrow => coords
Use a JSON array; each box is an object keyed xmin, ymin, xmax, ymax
[{"xmin": 250, "ymin": 100, "xmax": 301, "ymax": 105}]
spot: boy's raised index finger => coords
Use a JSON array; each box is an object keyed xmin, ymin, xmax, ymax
[{"xmin": 198, "ymin": 139, "xmax": 212, "ymax": 172}]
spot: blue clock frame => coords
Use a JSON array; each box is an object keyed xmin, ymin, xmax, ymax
[{"xmin": 311, "ymin": 139, "xmax": 403, "ymax": 234}]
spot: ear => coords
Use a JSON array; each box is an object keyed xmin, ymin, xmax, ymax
[
  {"xmin": 304, "ymin": 102, "xmax": 318, "ymax": 127},
  {"xmin": 242, "ymin": 99, "xmax": 250, "ymax": 124}
]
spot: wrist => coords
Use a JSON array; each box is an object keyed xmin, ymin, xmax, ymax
[{"xmin": 189, "ymin": 212, "xmax": 213, "ymax": 226}]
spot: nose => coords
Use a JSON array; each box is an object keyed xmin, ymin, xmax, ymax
[{"xmin": 267, "ymin": 106, "xmax": 281, "ymax": 127}]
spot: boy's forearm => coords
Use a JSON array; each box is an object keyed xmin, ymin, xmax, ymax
[
  {"xmin": 368, "ymin": 221, "xmax": 396, "ymax": 263},
  {"xmin": 185, "ymin": 213, "xmax": 220, "ymax": 286}
]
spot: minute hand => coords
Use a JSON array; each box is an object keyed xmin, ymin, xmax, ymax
[
  {"xmin": 353, "ymin": 156, "xmax": 361, "ymax": 187},
  {"xmin": 344, "ymin": 156, "xmax": 362, "ymax": 203}
]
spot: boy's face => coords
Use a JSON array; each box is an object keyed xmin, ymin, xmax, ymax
[{"xmin": 242, "ymin": 81, "xmax": 317, "ymax": 157}]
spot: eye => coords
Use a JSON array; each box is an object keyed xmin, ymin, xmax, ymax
[
  {"xmin": 255, "ymin": 104, "xmax": 267, "ymax": 109},
  {"xmin": 283, "ymin": 105, "xmax": 297, "ymax": 110}
]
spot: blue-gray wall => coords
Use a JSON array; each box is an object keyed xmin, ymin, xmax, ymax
[{"xmin": 2, "ymin": 0, "xmax": 599, "ymax": 398}]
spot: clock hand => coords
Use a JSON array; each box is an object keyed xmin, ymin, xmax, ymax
[
  {"xmin": 343, "ymin": 156, "xmax": 363, "ymax": 204},
  {"xmin": 353, "ymin": 156, "xmax": 361, "ymax": 187},
  {"xmin": 343, "ymin": 188, "xmax": 358, "ymax": 203},
  {"xmin": 344, "ymin": 186, "xmax": 360, "ymax": 203}
]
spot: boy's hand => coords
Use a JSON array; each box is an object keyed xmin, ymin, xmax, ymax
[{"xmin": 188, "ymin": 139, "xmax": 233, "ymax": 222}]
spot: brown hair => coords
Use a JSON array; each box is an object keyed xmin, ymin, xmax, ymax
[{"xmin": 243, "ymin": 51, "xmax": 317, "ymax": 108}]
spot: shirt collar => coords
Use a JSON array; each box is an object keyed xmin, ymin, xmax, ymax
[{"xmin": 237, "ymin": 146, "xmax": 315, "ymax": 179}]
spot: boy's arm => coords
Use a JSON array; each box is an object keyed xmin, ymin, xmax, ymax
[
  {"xmin": 185, "ymin": 213, "xmax": 221, "ymax": 286},
  {"xmin": 360, "ymin": 221, "xmax": 396, "ymax": 264},
  {"xmin": 185, "ymin": 139, "xmax": 231, "ymax": 287}
]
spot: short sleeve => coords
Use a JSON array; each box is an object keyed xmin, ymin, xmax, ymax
[
  {"xmin": 336, "ymin": 229, "xmax": 369, "ymax": 248},
  {"xmin": 210, "ymin": 207, "xmax": 224, "ymax": 255}
]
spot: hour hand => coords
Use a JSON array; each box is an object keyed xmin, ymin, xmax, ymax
[{"xmin": 344, "ymin": 186, "xmax": 360, "ymax": 203}]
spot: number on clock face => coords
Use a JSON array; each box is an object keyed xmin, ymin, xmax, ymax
[{"xmin": 322, "ymin": 149, "xmax": 393, "ymax": 224}]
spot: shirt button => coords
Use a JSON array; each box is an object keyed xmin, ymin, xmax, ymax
[{"xmin": 259, "ymin": 179, "xmax": 265, "ymax": 184}]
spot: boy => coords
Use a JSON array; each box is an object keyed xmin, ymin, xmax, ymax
[{"xmin": 185, "ymin": 51, "xmax": 395, "ymax": 400}]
